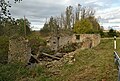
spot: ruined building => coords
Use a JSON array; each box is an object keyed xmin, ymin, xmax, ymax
[
  {"xmin": 47, "ymin": 34, "xmax": 101, "ymax": 51},
  {"xmin": 8, "ymin": 37, "xmax": 31, "ymax": 64}
]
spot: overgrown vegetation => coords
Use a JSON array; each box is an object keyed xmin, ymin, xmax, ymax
[
  {"xmin": 0, "ymin": 63, "xmax": 48, "ymax": 81},
  {"xmin": 0, "ymin": 36, "xmax": 9, "ymax": 64},
  {"xmin": 0, "ymin": 39, "xmax": 119, "ymax": 81},
  {"xmin": 100, "ymin": 29, "xmax": 120, "ymax": 38},
  {"xmin": 0, "ymin": 18, "xmax": 31, "ymax": 37},
  {"xmin": 0, "ymin": 1, "xmax": 120, "ymax": 81},
  {"xmin": 48, "ymin": 39, "xmax": 119, "ymax": 81},
  {"xmin": 40, "ymin": 4, "xmax": 102, "ymax": 37},
  {"xmin": 108, "ymin": 29, "xmax": 119, "ymax": 37},
  {"xmin": 59, "ymin": 43, "xmax": 80, "ymax": 53},
  {"xmin": 27, "ymin": 32, "xmax": 47, "ymax": 54}
]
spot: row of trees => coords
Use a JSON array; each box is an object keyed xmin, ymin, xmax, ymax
[
  {"xmin": 0, "ymin": 0, "xmax": 32, "ymax": 37},
  {"xmin": 74, "ymin": 16, "xmax": 100, "ymax": 34},
  {"xmin": 40, "ymin": 4, "xmax": 101, "ymax": 36},
  {"xmin": 0, "ymin": 18, "xmax": 31, "ymax": 37},
  {"xmin": 101, "ymin": 29, "xmax": 120, "ymax": 37}
]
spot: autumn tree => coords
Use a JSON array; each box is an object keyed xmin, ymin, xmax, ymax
[
  {"xmin": 74, "ymin": 19, "xmax": 93, "ymax": 34},
  {"xmin": 41, "ymin": 4, "xmax": 100, "ymax": 35},
  {"xmin": 87, "ymin": 16, "xmax": 100, "ymax": 32}
]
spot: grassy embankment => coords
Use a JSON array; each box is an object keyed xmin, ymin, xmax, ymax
[
  {"xmin": 49, "ymin": 39, "xmax": 119, "ymax": 81},
  {"xmin": 0, "ymin": 39, "xmax": 120, "ymax": 81}
]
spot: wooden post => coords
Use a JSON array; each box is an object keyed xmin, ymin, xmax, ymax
[
  {"xmin": 24, "ymin": 16, "xmax": 26, "ymax": 37},
  {"xmin": 114, "ymin": 36, "xmax": 116, "ymax": 50}
]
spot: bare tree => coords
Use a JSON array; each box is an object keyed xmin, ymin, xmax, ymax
[
  {"xmin": 81, "ymin": 6, "xmax": 95, "ymax": 19},
  {"xmin": 65, "ymin": 6, "xmax": 73, "ymax": 29},
  {"xmin": 75, "ymin": 4, "xmax": 81, "ymax": 21}
]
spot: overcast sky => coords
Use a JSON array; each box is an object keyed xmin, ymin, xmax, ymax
[{"xmin": 9, "ymin": 0, "xmax": 120, "ymax": 30}]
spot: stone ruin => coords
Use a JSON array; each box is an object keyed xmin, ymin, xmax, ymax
[
  {"xmin": 8, "ymin": 34, "xmax": 101, "ymax": 65},
  {"xmin": 47, "ymin": 34, "xmax": 101, "ymax": 51},
  {"xmin": 72, "ymin": 34, "xmax": 101, "ymax": 49},
  {"xmin": 8, "ymin": 37, "xmax": 31, "ymax": 64},
  {"xmin": 47, "ymin": 35, "xmax": 72, "ymax": 51}
]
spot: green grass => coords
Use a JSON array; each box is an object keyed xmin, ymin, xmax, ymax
[
  {"xmin": 0, "ymin": 63, "xmax": 50, "ymax": 81},
  {"xmin": 50, "ymin": 39, "xmax": 120, "ymax": 81},
  {"xmin": 0, "ymin": 39, "xmax": 120, "ymax": 81},
  {"xmin": 0, "ymin": 36, "xmax": 9, "ymax": 64}
]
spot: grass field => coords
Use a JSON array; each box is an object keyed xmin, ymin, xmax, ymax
[
  {"xmin": 50, "ymin": 39, "xmax": 120, "ymax": 81},
  {"xmin": 0, "ymin": 39, "xmax": 120, "ymax": 81}
]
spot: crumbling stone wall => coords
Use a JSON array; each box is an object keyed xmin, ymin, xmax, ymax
[
  {"xmin": 81, "ymin": 37, "xmax": 92, "ymax": 49},
  {"xmin": 48, "ymin": 36, "xmax": 72, "ymax": 51},
  {"xmin": 80, "ymin": 34, "xmax": 100, "ymax": 48},
  {"xmin": 48, "ymin": 34, "xmax": 100, "ymax": 51},
  {"xmin": 8, "ymin": 37, "xmax": 31, "ymax": 64}
]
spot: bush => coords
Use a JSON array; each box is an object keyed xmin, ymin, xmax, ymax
[
  {"xmin": 27, "ymin": 33, "xmax": 47, "ymax": 55},
  {"xmin": 0, "ymin": 63, "xmax": 28, "ymax": 81},
  {"xmin": 0, "ymin": 63, "xmax": 46, "ymax": 81},
  {"xmin": 0, "ymin": 36, "xmax": 9, "ymax": 64},
  {"xmin": 59, "ymin": 43, "xmax": 80, "ymax": 53},
  {"xmin": 108, "ymin": 29, "xmax": 117, "ymax": 37}
]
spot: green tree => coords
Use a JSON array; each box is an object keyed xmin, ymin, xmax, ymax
[
  {"xmin": 16, "ymin": 18, "xmax": 31, "ymax": 36},
  {"xmin": 0, "ymin": 0, "xmax": 23, "ymax": 36},
  {"xmin": 40, "ymin": 23, "xmax": 50, "ymax": 36},
  {"xmin": 108, "ymin": 29, "xmax": 117, "ymax": 37},
  {"xmin": 0, "ymin": 0, "xmax": 22, "ymax": 20},
  {"xmin": 87, "ymin": 16, "xmax": 100, "ymax": 32},
  {"xmin": 74, "ymin": 19, "xmax": 93, "ymax": 34},
  {"xmin": 0, "ymin": 18, "xmax": 17, "ymax": 36}
]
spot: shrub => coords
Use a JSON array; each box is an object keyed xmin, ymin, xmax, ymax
[
  {"xmin": 108, "ymin": 29, "xmax": 117, "ymax": 37},
  {"xmin": 27, "ymin": 34, "xmax": 47, "ymax": 55},
  {"xmin": 59, "ymin": 43, "xmax": 80, "ymax": 53},
  {"xmin": 0, "ymin": 36, "xmax": 9, "ymax": 64}
]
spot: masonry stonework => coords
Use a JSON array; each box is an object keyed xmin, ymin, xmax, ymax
[
  {"xmin": 48, "ymin": 34, "xmax": 101, "ymax": 51},
  {"xmin": 48, "ymin": 36, "xmax": 72, "ymax": 51},
  {"xmin": 8, "ymin": 37, "xmax": 31, "ymax": 64},
  {"xmin": 79, "ymin": 34, "xmax": 101, "ymax": 49}
]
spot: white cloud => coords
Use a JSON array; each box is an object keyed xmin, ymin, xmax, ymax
[
  {"xmin": 84, "ymin": 0, "xmax": 99, "ymax": 4},
  {"xmin": 8, "ymin": 0, "xmax": 120, "ymax": 30},
  {"xmin": 109, "ymin": 19, "xmax": 120, "ymax": 23},
  {"xmin": 96, "ymin": 6, "xmax": 120, "ymax": 23}
]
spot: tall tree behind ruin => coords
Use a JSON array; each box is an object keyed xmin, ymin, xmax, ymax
[
  {"xmin": 65, "ymin": 6, "xmax": 73, "ymax": 29},
  {"xmin": 75, "ymin": 4, "xmax": 81, "ymax": 21},
  {"xmin": 87, "ymin": 16, "xmax": 100, "ymax": 32},
  {"xmin": 40, "ymin": 4, "xmax": 100, "ymax": 35},
  {"xmin": 81, "ymin": 7, "xmax": 95, "ymax": 19}
]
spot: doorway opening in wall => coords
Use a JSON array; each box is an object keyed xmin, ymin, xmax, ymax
[
  {"xmin": 76, "ymin": 35, "xmax": 80, "ymax": 40},
  {"xmin": 53, "ymin": 42, "xmax": 56, "ymax": 44}
]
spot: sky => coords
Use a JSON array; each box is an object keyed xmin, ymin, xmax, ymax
[{"xmin": 9, "ymin": 0, "xmax": 120, "ymax": 30}]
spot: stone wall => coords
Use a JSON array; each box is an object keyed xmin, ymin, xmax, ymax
[
  {"xmin": 72, "ymin": 34, "xmax": 101, "ymax": 49},
  {"xmin": 8, "ymin": 37, "xmax": 31, "ymax": 64},
  {"xmin": 47, "ymin": 34, "xmax": 101, "ymax": 51},
  {"xmin": 80, "ymin": 34, "xmax": 100, "ymax": 48},
  {"xmin": 48, "ymin": 36, "xmax": 72, "ymax": 51}
]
